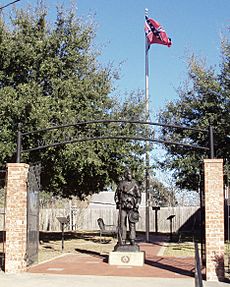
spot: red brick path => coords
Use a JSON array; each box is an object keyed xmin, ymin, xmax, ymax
[{"xmin": 28, "ymin": 237, "xmax": 197, "ymax": 279}]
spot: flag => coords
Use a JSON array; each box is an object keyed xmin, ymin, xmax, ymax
[{"xmin": 145, "ymin": 16, "xmax": 172, "ymax": 48}]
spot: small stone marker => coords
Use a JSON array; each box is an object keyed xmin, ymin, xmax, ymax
[{"xmin": 109, "ymin": 251, "xmax": 145, "ymax": 266}]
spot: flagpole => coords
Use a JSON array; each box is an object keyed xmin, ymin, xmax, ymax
[{"xmin": 145, "ymin": 8, "xmax": 150, "ymax": 242}]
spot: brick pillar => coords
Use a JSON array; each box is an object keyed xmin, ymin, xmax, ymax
[
  {"xmin": 204, "ymin": 159, "xmax": 224, "ymax": 281},
  {"xmin": 5, "ymin": 163, "xmax": 29, "ymax": 273}
]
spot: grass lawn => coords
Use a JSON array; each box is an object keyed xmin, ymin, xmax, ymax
[
  {"xmin": 162, "ymin": 232, "xmax": 200, "ymax": 257},
  {"xmin": 38, "ymin": 231, "xmax": 116, "ymax": 263},
  {"xmin": 163, "ymin": 241, "xmax": 196, "ymax": 257},
  {"xmin": 38, "ymin": 231, "xmax": 198, "ymax": 262}
]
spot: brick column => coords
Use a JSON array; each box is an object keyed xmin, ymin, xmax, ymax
[
  {"xmin": 204, "ymin": 159, "xmax": 224, "ymax": 281},
  {"xmin": 5, "ymin": 163, "xmax": 29, "ymax": 273}
]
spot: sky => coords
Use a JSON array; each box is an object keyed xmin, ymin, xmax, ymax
[
  {"xmin": 0, "ymin": 0, "xmax": 228, "ymax": 186},
  {"xmin": 1, "ymin": 0, "xmax": 229, "ymax": 118}
]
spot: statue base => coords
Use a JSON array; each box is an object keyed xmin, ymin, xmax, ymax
[
  {"xmin": 109, "ymin": 251, "xmax": 145, "ymax": 266},
  {"xmin": 113, "ymin": 243, "xmax": 140, "ymax": 252}
]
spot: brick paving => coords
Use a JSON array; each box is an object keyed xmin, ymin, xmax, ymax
[{"xmin": 28, "ymin": 236, "xmax": 198, "ymax": 279}]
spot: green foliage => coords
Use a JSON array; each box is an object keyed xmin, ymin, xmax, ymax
[
  {"xmin": 149, "ymin": 176, "xmax": 176, "ymax": 207},
  {"xmin": 158, "ymin": 36, "xmax": 230, "ymax": 190},
  {"xmin": 0, "ymin": 4, "xmax": 146, "ymax": 198}
]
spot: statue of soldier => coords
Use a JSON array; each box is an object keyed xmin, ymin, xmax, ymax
[{"xmin": 114, "ymin": 169, "xmax": 141, "ymax": 249}]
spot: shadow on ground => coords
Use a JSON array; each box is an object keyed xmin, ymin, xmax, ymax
[{"xmin": 39, "ymin": 231, "xmax": 102, "ymax": 243}]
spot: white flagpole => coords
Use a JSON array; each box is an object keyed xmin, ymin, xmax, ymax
[
  {"xmin": 145, "ymin": 9, "xmax": 149, "ymax": 117},
  {"xmin": 145, "ymin": 8, "xmax": 150, "ymax": 242}
]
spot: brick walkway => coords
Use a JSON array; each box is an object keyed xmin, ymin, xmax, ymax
[{"xmin": 28, "ymin": 236, "xmax": 198, "ymax": 279}]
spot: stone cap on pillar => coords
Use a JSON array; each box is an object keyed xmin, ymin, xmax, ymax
[
  {"xmin": 7, "ymin": 163, "xmax": 29, "ymax": 168},
  {"xmin": 6, "ymin": 163, "xmax": 30, "ymax": 180},
  {"xmin": 203, "ymin": 159, "xmax": 223, "ymax": 163}
]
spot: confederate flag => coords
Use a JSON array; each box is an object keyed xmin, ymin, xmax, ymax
[{"xmin": 145, "ymin": 16, "xmax": 172, "ymax": 48}]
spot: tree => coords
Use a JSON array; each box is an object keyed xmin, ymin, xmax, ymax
[
  {"xmin": 158, "ymin": 37, "xmax": 230, "ymax": 191},
  {"xmin": 0, "ymin": 4, "xmax": 147, "ymax": 198},
  {"xmin": 149, "ymin": 176, "xmax": 177, "ymax": 207}
]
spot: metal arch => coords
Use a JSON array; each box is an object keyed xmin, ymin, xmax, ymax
[
  {"xmin": 16, "ymin": 119, "xmax": 213, "ymax": 162},
  {"xmin": 21, "ymin": 135, "xmax": 209, "ymax": 153},
  {"xmin": 20, "ymin": 119, "xmax": 208, "ymax": 136}
]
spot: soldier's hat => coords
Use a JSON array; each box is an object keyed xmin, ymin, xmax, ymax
[{"xmin": 128, "ymin": 210, "xmax": 140, "ymax": 223}]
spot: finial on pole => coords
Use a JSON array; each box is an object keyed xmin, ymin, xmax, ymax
[{"xmin": 145, "ymin": 8, "xmax": 149, "ymax": 17}]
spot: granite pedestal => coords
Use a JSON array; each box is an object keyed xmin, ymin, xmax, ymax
[{"xmin": 109, "ymin": 244, "xmax": 145, "ymax": 266}]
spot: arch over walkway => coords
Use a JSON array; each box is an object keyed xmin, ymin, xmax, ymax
[
  {"xmin": 3, "ymin": 120, "xmax": 224, "ymax": 280},
  {"xmin": 16, "ymin": 119, "xmax": 213, "ymax": 162}
]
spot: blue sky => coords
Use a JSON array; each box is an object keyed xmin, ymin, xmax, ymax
[
  {"xmin": 74, "ymin": 1, "xmax": 229, "ymax": 116},
  {"xmin": 2, "ymin": 0, "xmax": 230, "ymax": 117}
]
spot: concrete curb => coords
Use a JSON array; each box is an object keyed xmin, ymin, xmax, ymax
[{"xmin": 157, "ymin": 241, "xmax": 167, "ymax": 256}]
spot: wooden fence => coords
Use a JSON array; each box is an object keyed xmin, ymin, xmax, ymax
[{"xmin": 38, "ymin": 205, "xmax": 200, "ymax": 233}]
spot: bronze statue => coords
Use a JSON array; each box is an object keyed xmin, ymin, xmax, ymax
[{"xmin": 114, "ymin": 169, "xmax": 141, "ymax": 251}]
